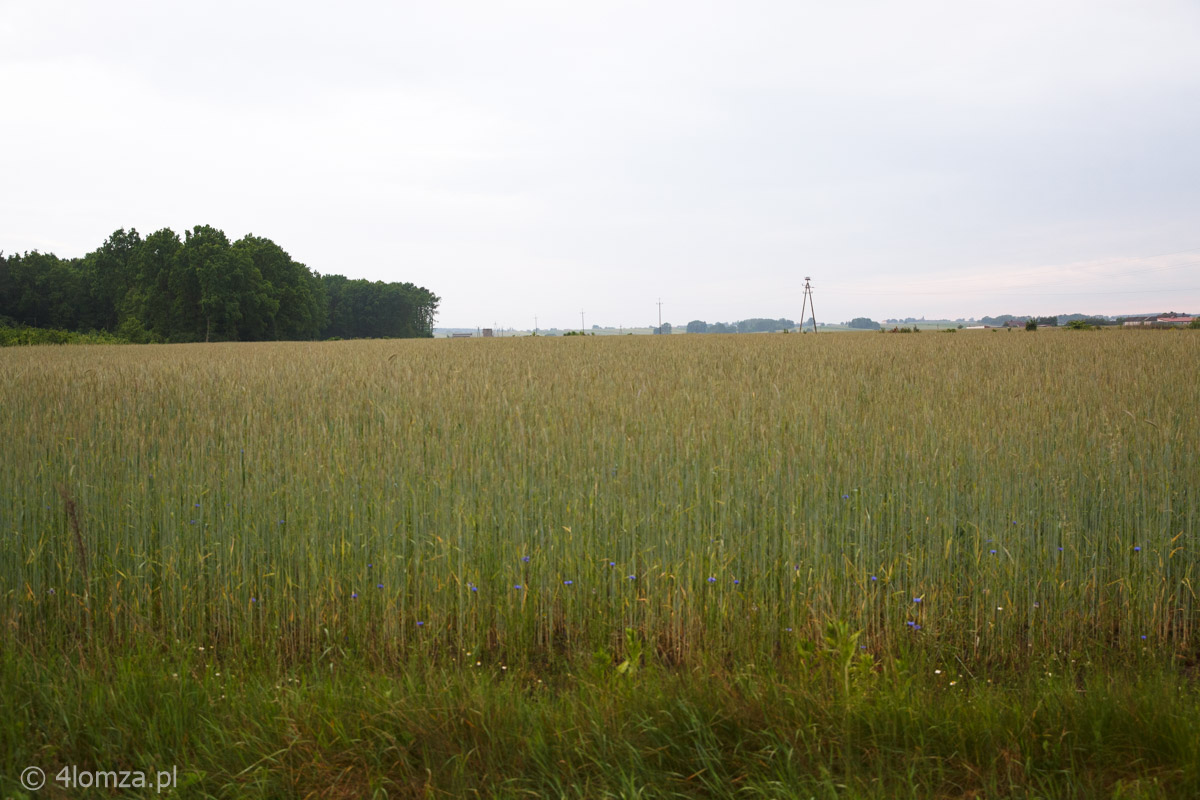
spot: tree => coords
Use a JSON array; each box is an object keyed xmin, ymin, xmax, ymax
[
  {"xmin": 0, "ymin": 251, "xmax": 83, "ymax": 330},
  {"xmin": 686, "ymin": 320, "xmax": 708, "ymax": 333},
  {"xmin": 847, "ymin": 317, "xmax": 881, "ymax": 330},
  {"xmin": 231, "ymin": 235, "xmax": 325, "ymax": 340},
  {"xmin": 79, "ymin": 228, "xmax": 142, "ymax": 331},
  {"xmin": 319, "ymin": 275, "xmax": 437, "ymax": 339},
  {"xmin": 123, "ymin": 228, "xmax": 183, "ymax": 341},
  {"xmin": 178, "ymin": 225, "xmax": 244, "ymax": 342},
  {"xmin": 980, "ymin": 314, "xmax": 1016, "ymax": 327}
]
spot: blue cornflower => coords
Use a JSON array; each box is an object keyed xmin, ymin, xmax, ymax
[
  {"xmin": 368, "ymin": 563, "xmax": 373, "ymax": 568},
  {"xmin": 377, "ymin": 584, "xmax": 384, "ymax": 589},
  {"xmin": 471, "ymin": 586, "xmax": 478, "ymax": 592},
  {"xmin": 351, "ymin": 592, "xmax": 358, "ymax": 600},
  {"xmin": 906, "ymin": 620, "xmax": 915, "ymax": 627},
  {"xmin": 913, "ymin": 597, "xmax": 922, "ymax": 603},
  {"xmin": 47, "ymin": 588, "xmax": 56, "ymax": 596},
  {"xmin": 250, "ymin": 597, "xmax": 256, "ymax": 603},
  {"xmin": 563, "ymin": 580, "xmax": 573, "ymax": 585},
  {"xmin": 417, "ymin": 621, "xmax": 425, "ymax": 627},
  {"xmin": 870, "ymin": 576, "xmax": 877, "ymax": 582},
  {"xmin": 707, "ymin": 576, "xmax": 716, "ymax": 583},
  {"xmin": 195, "ymin": 503, "xmax": 201, "ymax": 508},
  {"xmin": 609, "ymin": 561, "xmax": 616, "ymax": 567},
  {"xmin": 733, "ymin": 579, "xmax": 740, "ymax": 585},
  {"xmin": 1134, "ymin": 546, "xmax": 1141, "ymax": 552},
  {"xmin": 841, "ymin": 494, "xmax": 850, "ymax": 500},
  {"xmin": 1141, "ymin": 635, "xmax": 1147, "ymax": 640},
  {"xmin": 514, "ymin": 585, "xmax": 523, "ymax": 590},
  {"xmin": 786, "ymin": 627, "xmax": 793, "ymax": 632},
  {"xmin": 628, "ymin": 575, "xmax": 636, "ymax": 580},
  {"xmin": 522, "ymin": 556, "xmax": 530, "ymax": 563},
  {"xmin": 990, "ymin": 549, "xmax": 997, "ymax": 554}
]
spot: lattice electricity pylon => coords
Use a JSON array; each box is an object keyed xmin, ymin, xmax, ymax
[{"xmin": 799, "ymin": 277, "xmax": 818, "ymax": 333}]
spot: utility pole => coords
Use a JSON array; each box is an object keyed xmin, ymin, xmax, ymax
[
  {"xmin": 657, "ymin": 298, "xmax": 663, "ymax": 333},
  {"xmin": 581, "ymin": 309, "xmax": 585, "ymax": 332},
  {"xmin": 800, "ymin": 277, "xmax": 818, "ymax": 333},
  {"xmin": 534, "ymin": 315, "xmax": 538, "ymax": 335}
]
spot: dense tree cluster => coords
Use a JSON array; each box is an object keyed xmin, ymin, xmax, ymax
[
  {"xmin": 846, "ymin": 317, "xmax": 881, "ymax": 330},
  {"xmin": 0, "ymin": 226, "xmax": 438, "ymax": 342}
]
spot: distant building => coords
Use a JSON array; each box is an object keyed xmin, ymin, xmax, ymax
[
  {"xmin": 1121, "ymin": 315, "xmax": 1156, "ymax": 327},
  {"xmin": 1121, "ymin": 314, "xmax": 1195, "ymax": 327},
  {"xmin": 482, "ymin": 328, "xmax": 494, "ymax": 338}
]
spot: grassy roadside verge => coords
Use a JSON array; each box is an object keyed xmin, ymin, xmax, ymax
[{"xmin": 3, "ymin": 644, "xmax": 1196, "ymax": 799}]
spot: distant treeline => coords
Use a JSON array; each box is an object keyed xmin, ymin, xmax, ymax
[
  {"xmin": 0, "ymin": 226, "xmax": 439, "ymax": 343},
  {"xmin": 684, "ymin": 318, "xmax": 795, "ymax": 334},
  {"xmin": 979, "ymin": 314, "xmax": 1115, "ymax": 327}
]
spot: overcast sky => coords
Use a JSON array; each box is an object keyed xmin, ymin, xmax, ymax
[{"xmin": 3, "ymin": 0, "xmax": 1199, "ymax": 328}]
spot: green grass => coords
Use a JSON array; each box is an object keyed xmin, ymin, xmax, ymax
[
  {"xmin": 1, "ymin": 331, "xmax": 1197, "ymax": 796},
  {"xmin": 2, "ymin": 645, "xmax": 1197, "ymax": 798}
]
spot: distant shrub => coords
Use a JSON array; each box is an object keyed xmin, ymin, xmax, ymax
[
  {"xmin": 1026, "ymin": 319, "xmax": 1038, "ymax": 331},
  {"xmin": 116, "ymin": 316, "xmax": 162, "ymax": 344}
]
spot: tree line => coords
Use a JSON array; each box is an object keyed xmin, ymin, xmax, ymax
[
  {"xmin": 0, "ymin": 226, "xmax": 439, "ymax": 342},
  {"xmin": 684, "ymin": 318, "xmax": 795, "ymax": 334}
]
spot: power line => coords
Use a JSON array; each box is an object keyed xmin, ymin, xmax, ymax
[
  {"xmin": 822, "ymin": 286, "xmax": 1200, "ymax": 298},
  {"xmin": 821, "ymin": 257, "xmax": 1200, "ymax": 298},
  {"xmin": 819, "ymin": 246, "xmax": 1200, "ymax": 296}
]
